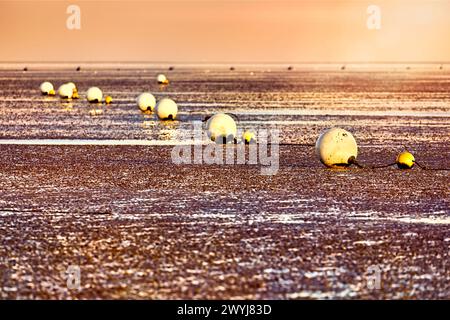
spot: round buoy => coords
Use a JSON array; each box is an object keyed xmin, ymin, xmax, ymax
[
  {"xmin": 157, "ymin": 74, "xmax": 169, "ymax": 84},
  {"xmin": 155, "ymin": 98, "xmax": 178, "ymax": 120},
  {"xmin": 315, "ymin": 128, "xmax": 358, "ymax": 167},
  {"xmin": 40, "ymin": 82, "xmax": 55, "ymax": 96},
  {"xmin": 396, "ymin": 151, "xmax": 415, "ymax": 169},
  {"xmin": 206, "ymin": 113, "xmax": 237, "ymax": 144},
  {"xmin": 137, "ymin": 93, "xmax": 156, "ymax": 112},
  {"xmin": 105, "ymin": 96, "xmax": 113, "ymax": 104},
  {"xmin": 242, "ymin": 130, "xmax": 256, "ymax": 144},
  {"xmin": 58, "ymin": 84, "xmax": 73, "ymax": 99},
  {"xmin": 87, "ymin": 87, "xmax": 103, "ymax": 103}
]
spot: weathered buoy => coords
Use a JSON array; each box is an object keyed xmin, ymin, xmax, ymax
[
  {"xmin": 206, "ymin": 113, "xmax": 237, "ymax": 144},
  {"xmin": 105, "ymin": 96, "xmax": 113, "ymax": 104},
  {"xmin": 242, "ymin": 130, "xmax": 256, "ymax": 144},
  {"xmin": 157, "ymin": 74, "xmax": 169, "ymax": 84},
  {"xmin": 87, "ymin": 87, "xmax": 103, "ymax": 103},
  {"xmin": 155, "ymin": 98, "xmax": 178, "ymax": 120},
  {"xmin": 396, "ymin": 151, "xmax": 415, "ymax": 169},
  {"xmin": 40, "ymin": 82, "xmax": 55, "ymax": 96},
  {"xmin": 137, "ymin": 93, "xmax": 156, "ymax": 112},
  {"xmin": 58, "ymin": 84, "xmax": 73, "ymax": 99},
  {"xmin": 315, "ymin": 128, "xmax": 358, "ymax": 167}
]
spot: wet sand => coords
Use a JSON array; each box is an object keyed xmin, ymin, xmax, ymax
[{"xmin": 0, "ymin": 64, "xmax": 449, "ymax": 299}]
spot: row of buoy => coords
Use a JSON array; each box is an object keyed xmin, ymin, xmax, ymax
[{"xmin": 39, "ymin": 77, "xmax": 420, "ymax": 169}]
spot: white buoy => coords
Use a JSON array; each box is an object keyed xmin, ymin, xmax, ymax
[
  {"xmin": 315, "ymin": 128, "xmax": 358, "ymax": 167},
  {"xmin": 155, "ymin": 98, "xmax": 178, "ymax": 120},
  {"xmin": 137, "ymin": 93, "xmax": 156, "ymax": 112},
  {"xmin": 40, "ymin": 82, "xmax": 54, "ymax": 95},
  {"xmin": 87, "ymin": 87, "xmax": 103, "ymax": 103},
  {"xmin": 206, "ymin": 113, "xmax": 237, "ymax": 143},
  {"xmin": 157, "ymin": 74, "xmax": 169, "ymax": 84},
  {"xmin": 58, "ymin": 84, "xmax": 73, "ymax": 99}
]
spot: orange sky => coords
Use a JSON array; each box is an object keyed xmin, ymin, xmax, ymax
[{"xmin": 0, "ymin": 0, "xmax": 449, "ymax": 62}]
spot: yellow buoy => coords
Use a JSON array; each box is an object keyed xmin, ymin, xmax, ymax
[
  {"xmin": 157, "ymin": 74, "xmax": 169, "ymax": 84},
  {"xmin": 155, "ymin": 98, "xmax": 178, "ymax": 120},
  {"xmin": 242, "ymin": 130, "xmax": 256, "ymax": 144},
  {"xmin": 105, "ymin": 96, "xmax": 113, "ymax": 104},
  {"xmin": 315, "ymin": 128, "xmax": 358, "ymax": 168},
  {"xmin": 40, "ymin": 82, "xmax": 54, "ymax": 95},
  {"xmin": 137, "ymin": 93, "xmax": 156, "ymax": 112},
  {"xmin": 87, "ymin": 87, "xmax": 103, "ymax": 103},
  {"xmin": 206, "ymin": 113, "xmax": 237, "ymax": 144},
  {"xmin": 396, "ymin": 151, "xmax": 415, "ymax": 169},
  {"xmin": 58, "ymin": 84, "xmax": 73, "ymax": 99}
]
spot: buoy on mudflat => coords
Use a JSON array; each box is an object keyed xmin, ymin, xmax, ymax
[
  {"xmin": 206, "ymin": 113, "xmax": 237, "ymax": 144},
  {"xmin": 58, "ymin": 84, "xmax": 73, "ymax": 99},
  {"xmin": 105, "ymin": 96, "xmax": 113, "ymax": 104},
  {"xmin": 315, "ymin": 128, "xmax": 358, "ymax": 168},
  {"xmin": 87, "ymin": 87, "xmax": 103, "ymax": 103},
  {"xmin": 396, "ymin": 151, "xmax": 415, "ymax": 169},
  {"xmin": 242, "ymin": 130, "xmax": 256, "ymax": 144},
  {"xmin": 66, "ymin": 82, "xmax": 77, "ymax": 92},
  {"xmin": 137, "ymin": 93, "xmax": 156, "ymax": 112},
  {"xmin": 155, "ymin": 98, "xmax": 178, "ymax": 120},
  {"xmin": 157, "ymin": 74, "xmax": 169, "ymax": 84},
  {"xmin": 40, "ymin": 82, "xmax": 55, "ymax": 96}
]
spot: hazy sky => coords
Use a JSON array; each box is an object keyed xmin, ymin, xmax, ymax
[{"xmin": 1, "ymin": 0, "xmax": 449, "ymax": 62}]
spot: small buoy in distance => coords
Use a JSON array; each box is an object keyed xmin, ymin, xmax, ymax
[
  {"xmin": 168, "ymin": 66, "xmax": 174, "ymax": 71},
  {"xmin": 206, "ymin": 113, "xmax": 237, "ymax": 144},
  {"xmin": 396, "ymin": 150, "xmax": 415, "ymax": 169},
  {"xmin": 288, "ymin": 66, "xmax": 293, "ymax": 71},
  {"xmin": 105, "ymin": 96, "xmax": 113, "ymax": 104},
  {"xmin": 315, "ymin": 127, "xmax": 358, "ymax": 168},
  {"xmin": 58, "ymin": 84, "xmax": 73, "ymax": 99},
  {"xmin": 23, "ymin": 67, "xmax": 28, "ymax": 71},
  {"xmin": 137, "ymin": 92, "xmax": 156, "ymax": 112},
  {"xmin": 341, "ymin": 65, "xmax": 346, "ymax": 70},
  {"xmin": 76, "ymin": 66, "xmax": 81, "ymax": 71},
  {"xmin": 242, "ymin": 130, "xmax": 256, "ymax": 144},
  {"xmin": 40, "ymin": 82, "xmax": 55, "ymax": 96},
  {"xmin": 157, "ymin": 74, "xmax": 169, "ymax": 85},
  {"xmin": 87, "ymin": 87, "xmax": 103, "ymax": 103},
  {"xmin": 155, "ymin": 98, "xmax": 178, "ymax": 120},
  {"xmin": 230, "ymin": 67, "xmax": 235, "ymax": 71}
]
